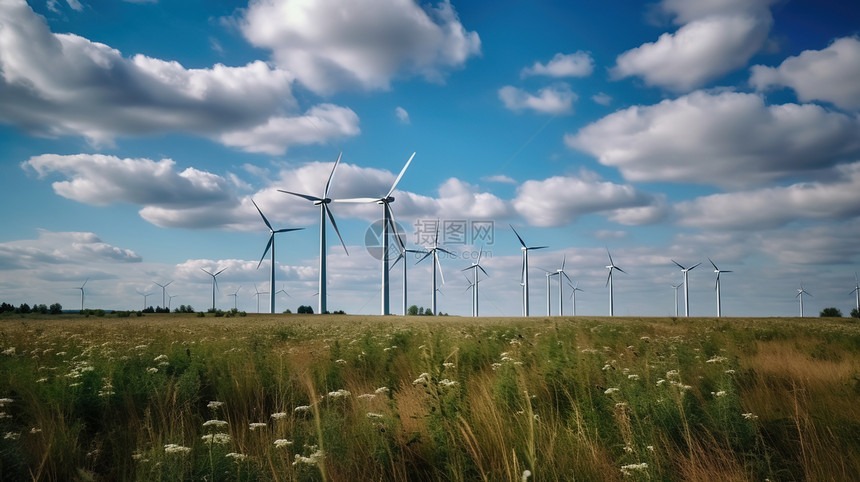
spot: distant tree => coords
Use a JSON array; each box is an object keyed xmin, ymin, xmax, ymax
[
  {"xmin": 35, "ymin": 304, "xmax": 48, "ymax": 314},
  {"xmin": 18, "ymin": 303, "xmax": 31, "ymax": 314},
  {"xmin": 852, "ymin": 308, "xmax": 859, "ymax": 319},
  {"xmin": 332, "ymin": 310, "xmax": 346, "ymax": 315},
  {"xmin": 820, "ymin": 307, "xmax": 843, "ymax": 317},
  {"xmin": 0, "ymin": 302, "xmax": 14, "ymax": 313},
  {"xmin": 142, "ymin": 306, "xmax": 155, "ymax": 313},
  {"xmin": 418, "ymin": 307, "xmax": 424, "ymax": 315},
  {"xmin": 297, "ymin": 305, "xmax": 314, "ymax": 314},
  {"xmin": 49, "ymin": 303, "xmax": 63, "ymax": 315},
  {"xmin": 283, "ymin": 309, "xmax": 292, "ymax": 314},
  {"xmin": 407, "ymin": 305, "xmax": 419, "ymax": 316},
  {"xmin": 423, "ymin": 309, "xmax": 434, "ymax": 316}
]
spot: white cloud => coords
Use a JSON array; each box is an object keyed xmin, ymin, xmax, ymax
[
  {"xmin": 0, "ymin": 1, "xmax": 355, "ymax": 152},
  {"xmin": 612, "ymin": 0, "xmax": 775, "ymax": 91},
  {"xmin": 591, "ymin": 92, "xmax": 612, "ymax": 106},
  {"xmin": 482, "ymin": 174, "xmax": 517, "ymax": 184},
  {"xmin": 512, "ymin": 174, "xmax": 663, "ymax": 227},
  {"xmin": 676, "ymin": 161, "xmax": 860, "ymax": 230},
  {"xmin": 239, "ymin": 0, "xmax": 481, "ymax": 94},
  {"xmin": 757, "ymin": 220, "xmax": 860, "ymax": 265},
  {"xmin": 498, "ymin": 84, "xmax": 576, "ymax": 115},
  {"xmin": 750, "ymin": 36, "xmax": 860, "ymax": 111},
  {"xmin": 566, "ymin": 91, "xmax": 860, "ymax": 188},
  {"xmin": 0, "ymin": 230, "xmax": 140, "ymax": 270},
  {"xmin": 521, "ymin": 52, "xmax": 594, "ymax": 78},
  {"xmin": 395, "ymin": 106, "xmax": 411, "ymax": 124}
]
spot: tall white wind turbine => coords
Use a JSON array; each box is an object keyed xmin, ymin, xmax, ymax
[
  {"xmin": 709, "ymin": 258, "xmax": 732, "ymax": 317},
  {"xmin": 568, "ymin": 283, "xmax": 582, "ymax": 316},
  {"xmin": 605, "ymin": 249, "xmax": 626, "ymax": 316},
  {"xmin": 851, "ymin": 273, "xmax": 859, "ymax": 315},
  {"xmin": 555, "ymin": 255, "xmax": 573, "ymax": 316},
  {"xmin": 461, "ymin": 246, "xmax": 488, "ymax": 317},
  {"xmin": 76, "ymin": 278, "xmax": 88, "ymax": 312},
  {"xmin": 201, "ymin": 268, "xmax": 226, "ymax": 311},
  {"xmin": 279, "ymin": 153, "xmax": 349, "ymax": 315},
  {"xmin": 153, "ymin": 280, "xmax": 173, "ymax": 310},
  {"xmin": 252, "ymin": 199, "xmax": 303, "ymax": 314},
  {"xmin": 137, "ymin": 290, "xmax": 152, "ymax": 311},
  {"xmin": 335, "ymin": 153, "xmax": 415, "ymax": 315},
  {"xmin": 168, "ymin": 294, "xmax": 177, "ymax": 312},
  {"xmin": 416, "ymin": 222, "xmax": 453, "ymax": 315},
  {"xmin": 796, "ymin": 284, "xmax": 811, "ymax": 317},
  {"xmin": 672, "ymin": 260, "xmax": 701, "ymax": 317},
  {"xmin": 390, "ymin": 235, "xmax": 427, "ymax": 316},
  {"xmin": 510, "ymin": 225, "xmax": 548, "ymax": 317},
  {"xmin": 463, "ymin": 273, "xmax": 481, "ymax": 318},
  {"xmin": 544, "ymin": 271, "xmax": 555, "ymax": 316},
  {"xmin": 671, "ymin": 283, "xmax": 682, "ymax": 317}
]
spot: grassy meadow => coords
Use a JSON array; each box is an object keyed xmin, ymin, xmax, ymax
[{"xmin": 0, "ymin": 313, "xmax": 858, "ymax": 481}]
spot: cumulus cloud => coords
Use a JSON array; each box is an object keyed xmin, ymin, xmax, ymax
[
  {"xmin": 511, "ymin": 174, "xmax": 664, "ymax": 227},
  {"xmin": 498, "ymin": 84, "xmax": 576, "ymax": 115},
  {"xmin": 566, "ymin": 91, "xmax": 860, "ymax": 188},
  {"xmin": 750, "ymin": 36, "xmax": 860, "ymax": 111},
  {"xmin": 612, "ymin": 0, "xmax": 775, "ymax": 91},
  {"xmin": 482, "ymin": 174, "xmax": 517, "ymax": 184},
  {"xmin": 756, "ymin": 219, "xmax": 860, "ymax": 265},
  {"xmin": 239, "ymin": 0, "xmax": 481, "ymax": 94},
  {"xmin": 395, "ymin": 107, "xmax": 411, "ymax": 124},
  {"xmin": 0, "ymin": 230, "xmax": 140, "ymax": 270},
  {"xmin": 591, "ymin": 92, "xmax": 612, "ymax": 106},
  {"xmin": 0, "ymin": 1, "xmax": 356, "ymax": 153},
  {"xmin": 521, "ymin": 52, "xmax": 594, "ymax": 78},
  {"xmin": 676, "ymin": 161, "xmax": 860, "ymax": 230}
]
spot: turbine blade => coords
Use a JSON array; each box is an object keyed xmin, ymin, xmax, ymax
[
  {"xmin": 479, "ymin": 265, "xmax": 489, "ymax": 277},
  {"xmin": 386, "ymin": 152, "xmax": 415, "ymax": 198},
  {"xmin": 434, "ymin": 220, "xmax": 440, "ymax": 247},
  {"xmin": 435, "ymin": 251, "xmax": 445, "ymax": 285},
  {"xmin": 477, "ymin": 246, "xmax": 483, "ymax": 264},
  {"xmin": 252, "ymin": 199, "xmax": 274, "ymax": 232},
  {"xmin": 672, "ymin": 259, "xmax": 684, "ymax": 270},
  {"xmin": 709, "ymin": 258, "xmax": 718, "ymax": 271},
  {"xmin": 165, "ymin": 280, "xmax": 173, "ymax": 288},
  {"xmin": 273, "ymin": 228, "xmax": 304, "ymax": 234},
  {"xmin": 258, "ymin": 235, "xmax": 274, "ymax": 269},
  {"xmin": 605, "ymin": 270, "xmax": 611, "ymax": 287},
  {"xmin": 82, "ymin": 278, "xmax": 89, "ymax": 288},
  {"xmin": 201, "ymin": 268, "xmax": 214, "ymax": 276},
  {"xmin": 386, "ymin": 204, "xmax": 405, "ymax": 251},
  {"xmin": 606, "ymin": 247, "xmax": 614, "ymax": 265},
  {"xmin": 325, "ymin": 205, "xmax": 349, "ymax": 255},
  {"xmin": 437, "ymin": 248, "xmax": 456, "ymax": 256},
  {"xmin": 530, "ymin": 246, "xmax": 549, "ymax": 251},
  {"xmin": 278, "ymin": 190, "xmax": 322, "ymax": 203},
  {"xmin": 510, "ymin": 224, "xmax": 527, "ymax": 248},
  {"xmin": 562, "ymin": 271, "xmax": 572, "ymax": 284},
  {"xmin": 324, "ymin": 152, "xmax": 342, "ymax": 198},
  {"xmin": 561, "ymin": 254, "xmax": 566, "ymax": 270},
  {"xmin": 689, "ymin": 262, "xmax": 701, "ymax": 271},
  {"xmin": 390, "ymin": 252, "xmax": 404, "ymax": 270},
  {"xmin": 722, "ymin": 270, "xmax": 733, "ymax": 273},
  {"xmin": 416, "ymin": 251, "xmax": 433, "ymax": 264},
  {"xmin": 332, "ymin": 197, "xmax": 379, "ymax": 203},
  {"xmin": 615, "ymin": 266, "xmax": 627, "ymax": 274},
  {"xmin": 214, "ymin": 268, "xmax": 227, "ymax": 277}
]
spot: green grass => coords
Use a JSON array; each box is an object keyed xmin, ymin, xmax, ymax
[{"xmin": 0, "ymin": 313, "xmax": 858, "ymax": 480}]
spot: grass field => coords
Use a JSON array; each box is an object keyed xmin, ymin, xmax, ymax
[{"xmin": 1, "ymin": 313, "xmax": 858, "ymax": 481}]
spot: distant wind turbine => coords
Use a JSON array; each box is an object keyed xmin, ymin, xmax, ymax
[
  {"xmin": 461, "ymin": 247, "xmax": 488, "ymax": 317},
  {"xmin": 796, "ymin": 284, "xmax": 811, "ymax": 317},
  {"xmin": 252, "ymin": 199, "xmax": 303, "ymax": 314},
  {"xmin": 390, "ymin": 235, "xmax": 427, "ymax": 316},
  {"xmin": 75, "ymin": 278, "xmax": 88, "ymax": 312},
  {"xmin": 153, "ymin": 280, "xmax": 173, "ymax": 310},
  {"xmin": 335, "ymin": 153, "xmax": 415, "ymax": 315},
  {"xmin": 463, "ymin": 273, "xmax": 481, "ymax": 317},
  {"xmin": 168, "ymin": 294, "xmax": 178, "ymax": 312},
  {"xmin": 201, "ymin": 268, "xmax": 226, "ymax": 311},
  {"xmin": 544, "ymin": 270, "xmax": 555, "ymax": 316},
  {"xmin": 709, "ymin": 258, "xmax": 732, "ymax": 317},
  {"xmin": 253, "ymin": 283, "xmax": 269, "ymax": 313},
  {"xmin": 228, "ymin": 286, "xmax": 241, "ymax": 311},
  {"xmin": 510, "ymin": 225, "xmax": 548, "ymax": 317},
  {"xmin": 554, "ymin": 255, "xmax": 573, "ymax": 316},
  {"xmin": 605, "ymin": 249, "xmax": 625, "ymax": 316},
  {"xmin": 568, "ymin": 283, "xmax": 582, "ymax": 316},
  {"xmin": 672, "ymin": 260, "xmax": 701, "ymax": 317},
  {"xmin": 851, "ymin": 273, "xmax": 859, "ymax": 315},
  {"xmin": 417, "ymin": 222, "xmax": 453, "ymax": 315},
  {"xmin": 279, "ymin": 153, "xmax": 348, "ymax": 315},
  {"xmin": 671, "ymin": 283, "xmax": 682, "ymax": 317},
  {"xmin": 136, "ymin": 290, "xmax": 152, "ymax": 311}
]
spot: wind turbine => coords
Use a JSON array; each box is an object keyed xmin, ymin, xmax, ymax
[
  {"xmin": 555, "ymin": 255, "xmax": 573, "ymax": 316},
  {"xmin": 671, "ymin": 283, "xmax": 682, "ymax": 317},
  {"xmin": 796, "ymin": 284, "xmax": 811, "ymax": 317},
  {"xmin": 568, "ymin": 283, "xmax": 583, "ymax": 316},
  {"xmin": 672, "ymin": 260, "xmax": 701, "ymax": 317},
  {"xmin": 851, "ymin": 273, "xmax": 859, "ymax": 315},
  {"xmin": 709, "ymin": 258, "xmax": 732, "ymax": 317},
  {"xmin": 153, "ymin": 280, "xmax": 173, "ymax": 310},
  {"xmin": 335, "ymin": 153, "xmax": 415, "ymax": 315},
  {"xmin": 279, "ymin": 153, "xmax": 349, "ymax": 315},
  {"xmin": 75, "ymin": 278, "xmax": 88, "ymax": 312},
  {"xmin": 137, "ymin": 290, "xmax": 152, "ymax": 311},
  {"xmin": 228, "ymin": 286, "xmax": 241, "ymax": 310},
  {"xmin": 462, "ymin": 273, "xmax": 481, "ymax": 317},
  {"xmin": 252, "ymin": 199, "xmax": 303, "ymax": 314},
  {"xmin": 510, "ymin": 225, "xmax": 548, "ymax": 317},
  {"xmin": 391, "ymin": 235, "xmax": 427, "ymax": 316},
  {"xmin": 201, "ymin": 268, "xmax": 226, "ymax": 311},
  {"xmin": 168, "ymin": 294, "xmax": 178, "ymax": 312},
  {"xmin": 416, "ymin": 222, "xmax": 453, "ymax": 315},
  {"xmin": 461, "ymin": 247, "xmax": 488, "ymax": 317},
  {"xmin": 253, "ymin": 283, "xmax": 269, "ymax": 314},
  {"xmin": 605, "ymin": 249, "xmax": 626, "ymax": 316},
  {"xmin": 543, "ymin": 270, "xmax": 555, "ymax": 316}
]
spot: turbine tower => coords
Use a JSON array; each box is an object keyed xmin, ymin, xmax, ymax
[
  {"xmin": 416, "ymin": 222, "xmax": 452, "ymax": 315},
  {"xmin": 228, "ymin": 286, "xmax": 241, "ymax": 310},
  {"xmin": 851, "ymin": 273, "xmax": 859, "ymax": 315},
  {"xmin": 463, "ymin": 273, "xmax": 481, "ymax": 317},
  {"xmin": 671, "ymin": 283, "xmax": 682, "ymax": 317},
  {"xmin": 336, "ymin": 153, "xmax": 415, "ymax": 315},
  {"xmin": 76, "ymin": 278, "xmax": 88, "ymax": 312},
  {"xmin": 568, "ymin": 283, "xmax": 582, "ymax": 316},
  {"xmin": 555, "ymin": 255, "xmax": 573, "ymax": 316},
  {"xmin": 461, "ymin": 246, "xmax": 488, "ymax": 317},
  {"xmin": 153, "ymin": 280, "xmax": 173, "ymax": 310},
  {"xmin": 253, "ymin": 283, "xmax": 268, "ymax": 313},
  {"xmin": 605, "ymin": 249, "xmax": 626, "ymax": 316},
  {"xmin": 709, "ymin": 258, "xmax": 732, "ymax": 317},
  {"xmin": 672, "ymin": 260, "xmax": 701, "ymax": 317},
  {"xmin": 391, "ymin": 235, "xmax": 427, "ymax": 316},
  {"xmin": 796, "ymin": 284, "xmax": 811, "ymax": 317},
  {"xmin": 544, "ymin": 271, "xmax": 555, "ymax": 316},
  {"xmin": 168, "ymin": 294, "xmax": 177, "ymax": 312},
  {"xmin": 510, "ymin": 225, "xmax": 548, "ymax": 317},
  {"xmin": 279, "ymin": 153, "xmax": 348, "ymax": 315},
  {"xmin": 201, "ymin": 268, "xmax": 226, "ymax": 311},
  {"xmin": 252, "ymin": 199, "xmax": 303, "ymax": 314}
]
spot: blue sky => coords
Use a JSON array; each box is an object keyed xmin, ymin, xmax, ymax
[{"xmin": 2, "ymin": 0, "xmax": 860, "ymax": 317}]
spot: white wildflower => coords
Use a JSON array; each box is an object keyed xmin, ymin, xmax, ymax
[
  {"xmin": 357, "ymin": 393, "xmax": 376, "ymax": 400},
  {"xmin": 725, "ymin": 369, "xmax": 736, "ymax": 374},
  {"xmin": 706, "ymin": 355, "xmax": 728, "ymax": 364},
  {"xmin": 442, "ymin": 362, "xmax": 455, "ymax": 369},
  {"xmin": 328, "ymin": 389, "xmax": 351, "ymax": 399},
  {"xmin": 413, "ymin": 373, "xmax": 431, "ymax": 385},
  {"xmin": 30, "ymin": 427, "xmax": 42, "ymax": 434},
  {"xmin": 36, "ymin": 378, "xmax": 47, "ymax": 383},
  {"xmin": 366, "ymin": 412, "xmax": 384, "ymax": 419},
  {"xmin": 374, "ymin": 387, "xmax": 389, "ymax": 394},
  {"xmin": 203, "ymin": 419, "xmax": 228, "ymax": 428},
  {"xmin": 620, "ymin": 462, "xmax": 648, "ymax": 476},
  {"xmin": 522, "ymin": 469, "xmax": 532, "ymax": 481},
  {"xmin": 270, "ymin": 412, "xmax": 287, "ymax": 420},
  {"xmin": 604, "ymin": 387, "xmax": 619, "ymax": 395},
  {"xmin": 334, "ymin": 359, "xmax": 347, "ymax": 365},
  {"xmin": 292, "ymin": 449, "xmax": 324, "ymax": 466},
  {"xmin": 0, "ymin": 398, "xmax": 13, "ymax": 406},
  {"xmin": 164, "ymin": 444, "xmax": 191, "ymax": 454},
  {"xmin": 712, "ymin": 390, "xmax": 727, "ymax": 398},
  {"xmin": 207, "ymin": 401, "xmax": 224, "ymax": 410},
  {"xmin": 274, "ymin": 439, "xmax": 293, "ymax": 449},
  {"xmin": 4, "ymin": 432, "xmax": 19, "ymax": 440},
  {"xmin": 628, "ymin": 374, "xmax": 639, "ymax": 380},
  {"xmin": 201, "ymin": 433, "xmax": 231, "ymax": 444},
  {"xmin": 153, "ymin": 354, "xmax": 168, "ymax": 362},
  {"xmin": 294, "ymin": 405, "xmax": 311, "ymax": 413},
  {"xmin": 439, "ymin": 379, "xmax": 458, "ymax": 388},
  {"xmin": 249, "ymin": 422, "xmax": 267, "ymax": 431},
  {"xmin": 147, "ymin": 367, "xmax": 158, "ymax": 374},
  {"xmin": 2, "ymin": 347, "xmax": 16, "ymax": 356},
  {"xmin": 742, "ymin": 412, "xmax": 759, "ymax": 420},
  {"xmin": 656, "ymin": 379, "xmax": 666, "ymax": 386},
  {"xmin": 226, "ymin": 452, "xmax": 247, "ymax": 461}
]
